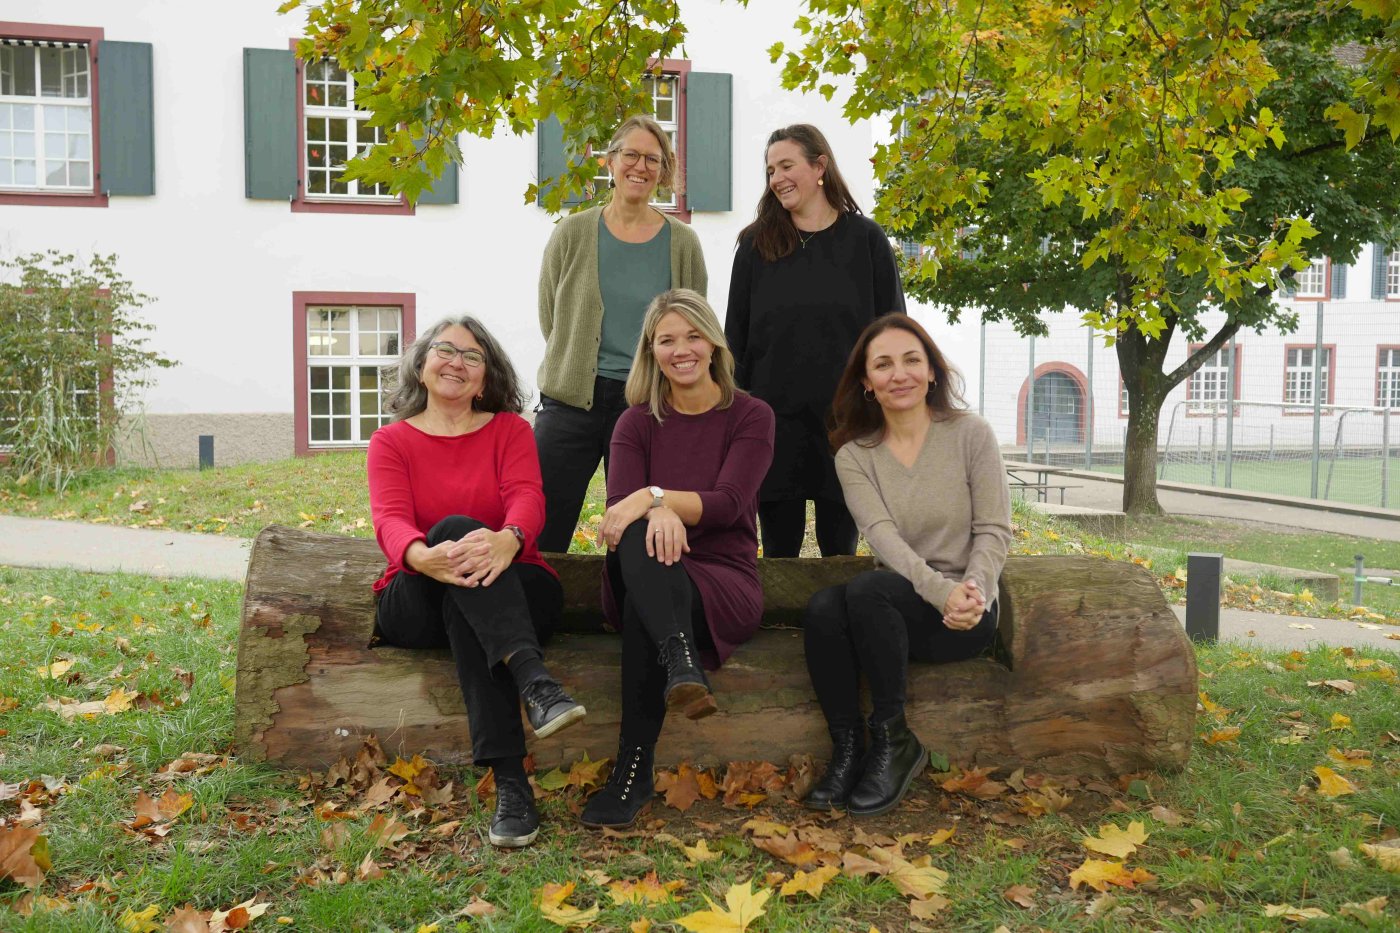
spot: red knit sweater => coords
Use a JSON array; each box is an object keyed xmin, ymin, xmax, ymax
[{"xmin": 367, "ymin": 413, "xmax": 555, "ymax": 592}]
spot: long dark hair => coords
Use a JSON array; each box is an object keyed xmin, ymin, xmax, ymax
[
  {"xmin": 828, "ymin": 314, "xmax": 967, "ymax": 452},
  {"xmin": 737, "ymin": 124, "xmax": 861, "ymax": 263},
  {"xmin": 383, "ymin": 315, "xmax": 529, "ymax": 420}
]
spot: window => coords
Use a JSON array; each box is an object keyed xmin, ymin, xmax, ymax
[
  {"xmin": 1388, "ymin": 249, "xmax": 1400, "ymax": 299},
  {"xmin": 1292, "ymin": 258, "xmax": 1328, "ymax": 299},
  {"xmin": 1187, "ymin": 345, "xmax": 1241, "ymax": 413},
  {"xmin": 0, "ymin": 294, "xmax": 106, "ymax": 454},
  {"xmin": 593, "ymin": 70, "xmax": 687, "ymax": 211},
  {"xmin": 1119, "ymin": 378, "xmax": 1130, "ymax": 417},
  {"xmin": 302, "ymin": 59, "xmax": 390, "ymax": 201},
  {"xmin": 293, "ymin": 292, "xmax": 416, "ymax": 454},
  {"xmin": 1283, "ymin": 345, "xmax": 1333, "ymax": 407},
  {"xmin": 0, "ymin": 41, "xmax": 91, "ymax": 192},
  {"xmin": 1379, "ymin": 348, "xmax": 1400, "ymax": 409}
]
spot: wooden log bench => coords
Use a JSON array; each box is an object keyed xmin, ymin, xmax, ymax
[{"xmin": 235, "ymin": 526, "xmax": 1197, "ymax": 776}]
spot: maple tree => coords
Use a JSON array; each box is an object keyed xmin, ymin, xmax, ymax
[{"xmin": 774, "ymin": 0, "xmax": 1400, "ymax": 514}]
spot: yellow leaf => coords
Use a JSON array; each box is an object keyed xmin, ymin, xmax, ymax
[
  {"xmin": 1359, "ymin": 839, "xmax": 1400, "ymax": 872},
  {"xmin": 676, "ymin": 882, "xmax": 771, "ymax": 933},
  {"xmin": 388, "ymin": 754, "xmax": 427, "ymax": 782},
  {"xmin": 607, "ymin": 872, "xmax": 684, "ymax": 905},
  {"xmin": 1327, "ymin": 714, "xmax": 1352, "ymax": 732},
  {"xmin": 416, "ymin": 925, "xmax": 440, "ymax": 933},
  {"xmin": 103, "ymin": 687, "xmax": 139, "ymax": 715},
  {"xmin": 683, "ymin": 838, "xmax": 720, "ymax": 863},
  {"xmin": 1313, "ymin": 766, "xmax": 1357, "ymax": 797},
  {"xmin": 1068, "ymin": 859, "xmax": 1155, "ymax": 892},
  {"xmin": 1081, "ymin": 821, "xmax": 1150, "ymax": 859},
  {"xmin": 1264, "ymin": 904, "xmax": 1329, "ymax": 921},
  {"xmin": 927, "ymin": 827, "xmax": 956, "ymax": 846},
  {"xmin": 118, "ymin": 905, "xmax": 163, "ymax": 933},
  {"xmin": 630, "ymin": 921, "xmax": 651, "ymax": 933},
  {"xmin": 779, "ymin": 866, "xmax": 840, "ymax": 899},
  {"xmin": 35, "ymin": 659, "xmax": 73, "ymax": 679},
  {"xmin": 537, "ymin": 882, "xmax": 600, "ymax": 929},
  {"xmin": 1203, "ymin": 726, "xmax": 1241, "ymax": 745},
  {"xmin": 1326, "ymin": 747, "xmax": 1372, "ymax": 770}
]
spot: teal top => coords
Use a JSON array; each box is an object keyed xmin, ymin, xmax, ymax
[{"xmin": 595, "ymin": 215, "xmax": 672, "ymax": 380}]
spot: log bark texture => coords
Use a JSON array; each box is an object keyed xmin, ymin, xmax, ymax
[{"xmin": 235, "ymin": 525, "xmax": 1196, "ymax": 775}]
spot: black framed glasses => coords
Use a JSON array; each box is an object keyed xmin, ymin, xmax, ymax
[
  {"xmin": 615, "ymin": 148, "xmax": 662, "ymax": 169},
  {"xmin": 430, "ymin": 342, "xmax": 485, "ymax": 367}
]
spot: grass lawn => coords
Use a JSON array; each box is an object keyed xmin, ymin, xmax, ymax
[
  {"xmin": 1, "ymin": 566, "xmax": 1399, "ymax": 930},
  {"xmin": 1087, "ymin": 454, "xmax": 1400, "ymax": 510}
]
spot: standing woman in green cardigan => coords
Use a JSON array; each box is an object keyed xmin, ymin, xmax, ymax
[{"xmin": 534, "ymin": 115, "xmax": 709, "ymax": 554}]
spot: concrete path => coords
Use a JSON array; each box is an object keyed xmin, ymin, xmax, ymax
[
  {"xmin": 1169, "ymin": 605, "xmax": 1400, "ymax": 653},
  {"xmin": 0, "ymin": 514, "xmax": 250, "ymax": 581}
]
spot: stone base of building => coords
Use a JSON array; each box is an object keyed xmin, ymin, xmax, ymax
[{"xmin": 116, "ymin": 414, "xmax": 295, "ymax": 468}]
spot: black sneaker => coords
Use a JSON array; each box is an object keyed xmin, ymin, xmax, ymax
[
  {"xmin": 520, "ymin": 677, "xmax": 586, "ymax": 739},
  {"xmin": 489, "ymin": 774, "xmax": 539, "ymax": 847}
]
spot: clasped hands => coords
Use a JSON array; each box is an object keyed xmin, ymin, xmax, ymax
[
  {"xmin": 598, "ymin": 487, "xmax": 689, "ymax": 565},
  {"xmin": 406, "ymin": 528, "xmax": 520, "ymax": 588},
  {"xmin": 941, "ymin": 579, "xmax": 986, "ymax": 631}
]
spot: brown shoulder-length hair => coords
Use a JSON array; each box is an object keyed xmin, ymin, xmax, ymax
[
  {"xmin": 737, "ymin": 124, "xmax": 861, "ymax": 263},
  {"xmin": 828, "ymin": 313, "xmax": 967, "ymax": 452}
]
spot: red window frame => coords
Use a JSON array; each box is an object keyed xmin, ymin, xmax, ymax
[
  {"xmin": 1185, "ymin": 342, "xmax": 1243, "ymax": 416},
  {"xmin": 0, "ymin": 21, "xmax": 108, "ymax": 208},
  {"xmin": 289, "ymin": 39, "xmax": 413, "ymax": 216},
  {"xmin": 1015, "ymin": 361, "xmax": 1088, "ymax": 445},
  {"xmin": 292, "ymin": 291, "xmax": 416, "ymax": 455},
  {"xmin": 1291, "ymin": 257, "xmax": 1330, "ymax": 301},
  {"xmin": 1377, "ymin": 345, "xmax": 1400, "ymax": 409},
  {"xmin": 1281, "ymin": 343, "xmax": 1336, "ymax": 413}
]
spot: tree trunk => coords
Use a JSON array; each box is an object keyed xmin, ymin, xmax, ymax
[
  {"xmin": 1122, "ymin": 393, "xmax": 1165, "ymax": 515},
  {"xmin": 235, "ymin": 527, "xmax": 1198, "ymax": 776}
]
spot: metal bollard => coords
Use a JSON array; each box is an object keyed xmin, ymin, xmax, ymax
[
  {"xmin": 198, "ymin": 435, "xmax": 214, "ymax": 470},
  {"xmin": 1185, "ymin": 553, "xmax": 1222, "ymax": 642},
  {"xmin": 1355, "ymin": 554, "xmax": 1365, "ymax": 605}
]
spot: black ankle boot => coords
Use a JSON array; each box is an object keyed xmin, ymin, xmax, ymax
[
  {"xmin": 580, "ymin": 742, "xmax": 655, "ymax": 829},
  {"xmin": 803, "ymin": 726, "xmax": 865, "ymax": 811},
  {"xmin": 488, "ymin": 773, "xmax": 539, "ymax": 847},
  {"xmin": 657, "ymin": 634, "xmax": 715, "ymax": 720},
  {"xmin": 847, "ymin": 712, "xmax": 926, "ymax": 816}
]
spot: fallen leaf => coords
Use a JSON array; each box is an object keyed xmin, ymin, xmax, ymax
[
  {"xmin": 0, "ymin": 826, "xmax": 49, "ymax": 887},
  {"xmin": 1360, "ymin": 839, "xmax": 1400, "ymax": 872},
  {"xmin": 683, "ymin": 838, "xmax": 720, "ymax": 863},
  {"xmin": 1068, "ymin": 859, "xmax": 1156, "ymax": 892},
  {"xmin": 629, "ymin": 921, "xmax": 651, "ymax": 933},
  {"xmin": 909, "ymin": 895, "xmax": 951, "ymax": 919},
  {"xmin": 453, "ymin": 896, "xmax": 497, "ymax": 918},
  {"xmin": 941, "ymin": 766, "xmax": 1007, "ymax": 799},
  {"xmin": 103, "ymin": 686, "xmax": 139, "ymax": 714},
  {"xmin": 1081, "ymin": 821, "xmax": 1150, "ymax": 859},
  {"xmin": 607, "ymin": 872, "xmax": 684, "ymax": 905},
  {"xmin": 1313, "ymin": 766, "xmax": 1357, "ymax": 797},
  {"xmin": 537, "ymin": 882, "xmax": 600, "ymax": 928},
  {"xmin": 926, "ymin": 827, "xmax": 956, "ymax": 846},
  {"xmin": 208, "ymin": 898, "xmax": 269, "ymax": 931},
  {"xmin": 676, "ymin": 881, "xmax": 770, "ymax": 933},
  {"xmin": 1149, "ymin": 805, "xmax": 1185, "ymax": 826},
  {"xmin": 1264, "ymin": 904, "xmax": 1330, "ymax": 921},
  {"xmin": 656, "ymin": 763, "xmax": 704, "ymax": 812},
  {"xmin": 365, "ymin": 812, "xmax": 410, "ymax": 848},
  {"xmin": 356, "ymin": 851, "xmax": 383, "ymax": 881},
  {"xmin": 1203, "ymin": 726, "xmax": 1241, "ymax": 745},
  {"xmin": 751, "ymin": 831, "xmax": 819, "ymax": 867},
  {"xmin": 119, "ymin": 905, "xmax": 163, "ymax": 932},
  {"xmin": 779, "ymin": 866, "xmax": 840, "ymax": 899},
  {"xmin": 35, "ymin": 659, "xmax": 74, "ymax": 679},
  {"xmin": 1340, "ymin": 896, "xmax": 1389, "ymax": 922},
  {"xmin": 1327, "ymin": 713, "xmax": 1353, "ymax": 732},
  {"xmin": 1003, "ymin": 884, "xmax": 1036, "ymax": 908},
  {"xmin": 1326, "ymin": 747, "xmax": 1373, "ymax": 770},
  {"xmin": 1328, "ymin": 847, "xmax": 1356, "ymax": 869},
  {"xmin": 1307, "ymin": 679, "xmax": 1357, "ymax": 695}
]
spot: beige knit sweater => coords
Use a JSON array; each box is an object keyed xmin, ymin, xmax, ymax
[
  {"xmin": 835, "ymin": 412, "xmax": 1012, "ymax": 611},
  {"xmin": 536, "ymin": 205, "xmax": 708, "ymax": 409}
]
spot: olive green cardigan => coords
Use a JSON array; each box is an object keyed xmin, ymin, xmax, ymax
[{"xmin": 537, "ymin": 205, "xmax": 708, "ymax": 409}]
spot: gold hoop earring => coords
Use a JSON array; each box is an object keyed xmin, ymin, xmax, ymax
[{"xmin": 863, "ymin": 388, "xmax": 875, "ymax": 402}]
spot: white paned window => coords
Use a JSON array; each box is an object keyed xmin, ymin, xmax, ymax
[
  {"xmin": 1119, "ymin": 381, "xmax": 1130, "ymax": 416},
  {"xmin": 306, "ymin": 306, "xmax": 400, "ymax": 444},
  {"xmin": 1293, "ymin": 258, "xmax": 1327, "ymax": 298},
  {"xmin": 1379, "ymin": 349, "xmax": 1400, "ymax": 409},
  {"xmin": 1388, "ymin": 249, "xmax": 1400, "ymax": 298},
  {"xmin": 1284, "ymin": 346, "xmax": 1331, "ymax": 406},
  {"xmin": 1188, "ymin": 347, "xmax": 1236, "ymax": 411},
  {"xmin": 594, "ymin": 73, "xmax": 680, "ymax": 209},
  {"xmin": 0, "ymin": 43, "xmax": 92, "ymax": 191},
  {"xmin": 303, "ymin": 60, "xmax": 390, "ymax": 200}
]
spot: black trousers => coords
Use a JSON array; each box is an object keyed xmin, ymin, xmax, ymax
[
  {"xmin": 534, "ymin": 376, "xmax": 632, "ymax": 554},
  {"xmin": 759, "ymin": 497, "xmax": 858, "ymax": 558},
  {"xmin": 803, "ymin": 569, "xmax": 997, "ymax": 731},
  {"xmin": 375, "ymin": 515, "xmax": 563, "ymax": 762},
  {"xmin": 606, "ymin": 523, "xmax": 715, "ymax": 746}
]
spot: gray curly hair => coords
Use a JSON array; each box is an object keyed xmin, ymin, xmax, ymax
[{"xmin": 383, "ymin": 315, "xmax": 529, "ymax": 420}]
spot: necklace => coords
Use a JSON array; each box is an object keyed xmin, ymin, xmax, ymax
[{"xmin": 795, "ymin": 212, "xmax": 839, "ymax": 249}]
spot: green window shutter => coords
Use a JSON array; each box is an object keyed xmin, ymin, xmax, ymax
[
  {"xmin": 243, "ymin": 48, "xmax": 296, "ymax": 200},
  {"xmin": 1375, "ymin": 243, "xmax": 1391, "ymax": 299},
  {"xmin": 97, "ymin": 41, "xmax": 154, "ymax": 196},
  {"xmin": 536, "ymin": 115, "xmax": 586, "ymax": 207},
  {"xmin": 1282, "ymin": 277, "xmax": 1295, "ymax": 298},
  {"xmin": 417, "ymin": 133, "xmax": 459, "ymax": 205},
  {"xmin": 1330, "ymin": 260, "xmax": 1346, "ymax": 300},
  {"xmin": 685, "ymin": 72, "xmax": 732, "ymax": 212}
]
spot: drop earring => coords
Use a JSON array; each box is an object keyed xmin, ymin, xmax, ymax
[{"xmin": 818, "ymin": 178, "xmax": 824, "ymax": 187}]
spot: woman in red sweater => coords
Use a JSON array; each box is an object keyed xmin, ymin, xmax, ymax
[{"xmin": 369, "ymin": 316, "xmax": 585, "ymax": 849}]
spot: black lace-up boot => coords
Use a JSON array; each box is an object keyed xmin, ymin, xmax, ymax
[
  {"xmin": 579, "ymin": 742, "xmax": 655, "ymax": 829},
  {"xmin": 803, "ymin": 726, "xmax": 865, "ymax": 811},
  {"xmin": 847, "ymin": 712, "xmax": 926, "ymax": 816},
  {"xmin": 488, "ymin": 773, "xmax": 540, "ymax": 847},
  {"xmin": 657, "ymin": 633, "xmax": 716, "ymax": 720}
]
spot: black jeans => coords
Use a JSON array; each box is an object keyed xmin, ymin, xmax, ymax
[
  {"xmin": 534, "ymin": 376, "xmax": 632, "ymax": 554},
  {"xmin": 759, "ymin": 497, "xmax": 859, "ymax": 558},
  {"xmin": 606, "ymin": 523, "xmax": 715, "ymax": 746},
  {"xmin": 803, "ymin": 569, "xmax": 997, "ymax": 731},
  {"xmin": 375, "ymin": 515, "xmax": 563, "ymax": 762}
]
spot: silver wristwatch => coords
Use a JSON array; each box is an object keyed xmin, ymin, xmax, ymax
[{"xmin": 648, "ymin": 485, "xmax": 665, "ymax": 510}]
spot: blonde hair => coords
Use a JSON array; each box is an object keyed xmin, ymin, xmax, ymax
[
  {"xmin": 625, "ymin": 289, "xmax": 737, "ymax": 422},
  {"xmin": 606, "ymin": 114, "xmax": 680, "ymax": 192}
]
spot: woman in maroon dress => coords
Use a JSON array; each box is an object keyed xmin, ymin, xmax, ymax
[{"xmin": 580, "ymin": 289, "xmax": 775, "ymax": 829}]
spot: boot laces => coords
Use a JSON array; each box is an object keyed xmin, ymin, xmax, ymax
[
  {"xmin": 657, "ymin": 633, "xmax": 694, "ymax": 670},
  {"xmin": 609, "ymin": 746, "xmax": 646, "ymax": 802},
  {"xmin": 495, "ymin": 777, "xmax": 532, "ymax": 819}
]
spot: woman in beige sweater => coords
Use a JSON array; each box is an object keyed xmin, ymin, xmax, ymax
[
  {"xmin": 801, "ymin": 313, "xmax": 1011, "ymax": 816},
  {"xmin": 534, "ymin": 115, "xmax": 708, "ymax": 553}
]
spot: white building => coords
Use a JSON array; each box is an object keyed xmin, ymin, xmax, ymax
[{"xmin": 0, "ymin": 1, "xmax": 913, "ymax": 466}]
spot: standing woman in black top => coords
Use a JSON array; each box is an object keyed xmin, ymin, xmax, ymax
[{"xmin": 725, "ymin": 124, "xmax": 906, "ymax": 558}]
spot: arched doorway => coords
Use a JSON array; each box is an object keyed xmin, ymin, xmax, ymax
[{"xmin": 1016, "ymin": 363, "xmax": 1087, "ymax": 448}]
